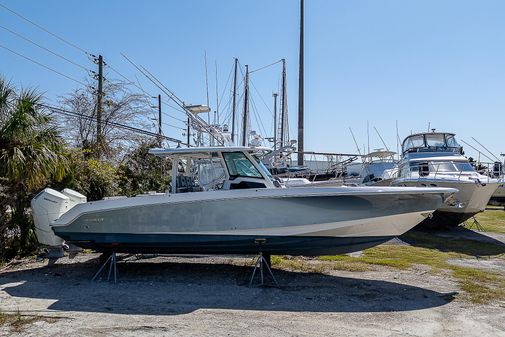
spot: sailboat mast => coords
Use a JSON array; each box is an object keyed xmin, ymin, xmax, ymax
[
  {"xmin": 280, "ymin": 59, "xmax": 287, "ymax": 148},
  {"xmin": 231, "ymin": 58, "xmax": 238, "ymax": 144},
  {"xmin": 273, "ymin": 92, "xmax": 278, "ymax": 151},
  {"xmin": 241, "ymin": 65, "xmax": 249, "ymax": 146},
  {"xmin": 297, "ymin": 0, "xmax": 305, "ymax": 166}
]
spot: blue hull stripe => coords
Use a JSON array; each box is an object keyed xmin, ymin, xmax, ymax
[{"xmin": 57, "ymin": 232, "xmax": 393, "ymax": 255}]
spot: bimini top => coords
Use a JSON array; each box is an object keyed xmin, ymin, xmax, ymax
[
  {"xmin": 149, "ymin": 146, "xmax": 272, "ymax": 158},
  {"xmin": 363, "ymin": 150, "xmax": 396, "ymax": 159},
  {"xmin": 402, "ymin": 132, "xmax": 462, "ymax": 155}
]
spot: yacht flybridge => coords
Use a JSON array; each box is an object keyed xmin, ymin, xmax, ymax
[
  {"xmin": 32, "ymin": 147, "xmax": 456, "ymax": 256},
  {"xmin": 393, "ymin": 132, "xmax": 500, "ymax": 228}
]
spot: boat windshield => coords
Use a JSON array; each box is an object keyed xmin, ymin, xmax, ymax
[
  {"xmin": 195, "ymin": 158, "xmax": 226, "ymax": 190},
  {"xmin": 428, "ymin": 162, "xmax": 456, "ymax": 172},
  {"xmin": 446, "ymin": 135, "xmax": 460, "ymax": 147},
  {"xmin": 411, "ymin": 161, "xmax": 475, "ymax": 173},
  {"xmin": 253, "ymin": 155, "xmax": 276, "ymax": 182},
  {"xmin": 223, "ymin": 152, "xmax": 263, "ymax": 179},
  {"xmin": 453, "ymin": 162, "xmax": 475, "ymax": 172},
  {"xmin": 403, "ymin": 135, "xmax": 425, "ymax": 152},
  {"xmin": 425, "ymin": 134, "xmax": 446, "ymax": 147}
]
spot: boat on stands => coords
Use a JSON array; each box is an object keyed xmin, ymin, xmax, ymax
[
  {"xmin": 32, "ymin": 147, "xmax": 456, "ymax": 256},
  {"xmin": 391, "ymin": 131, "xmax": 500, "ymax": 228}
]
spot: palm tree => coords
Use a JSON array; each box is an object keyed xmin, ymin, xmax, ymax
[{"xmin": 0, "ymin": 78, "xmax": 68, "ymax": 254}]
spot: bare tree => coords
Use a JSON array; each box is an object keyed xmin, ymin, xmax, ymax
[{"xmin": 59, "ymin": 80, "xmax": 154, "ymax": 159}]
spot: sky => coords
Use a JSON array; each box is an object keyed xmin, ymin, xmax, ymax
[{"xmin": 1, "ymin": 0, "xmax": 505, "ymax": 162}]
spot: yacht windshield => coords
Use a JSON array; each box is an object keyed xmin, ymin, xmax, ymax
[
  {"xmin": 425, "ymin": 134, "xmax": 446, "ymax": 147},
  {"xmin": 403, "ymin": 135, "xmax": 424, "ymax": 152},
  {"xmin": 454, "ymin": 162, "xmax": 475, "ymax": 172},
  {"xmin": 416, "ymin": 161, "xmax": 476, "ymax": 173},
  {"xmin": 428, "ymin": 162, "xmax": 456, "ymax": 172},
  {"xmin": 223, "ymin": 152, "xmax": 263, "ymax": 179},
  {"xmin": 446, "ymin": 135, "xmax": 460, "ymax": 147}
]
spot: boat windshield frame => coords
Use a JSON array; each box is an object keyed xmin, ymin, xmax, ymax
[
  {"xmin": 158, "ymin": 147, "xmax": 275, "ymax": 193},
  {"xmin": 402, "ymin": 133, "xmax": 462, "ymax": 154}
]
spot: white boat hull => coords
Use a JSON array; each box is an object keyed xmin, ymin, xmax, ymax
[{"xmin": 34, "ymin": 187, "xmax": 455, "ymax": 255}]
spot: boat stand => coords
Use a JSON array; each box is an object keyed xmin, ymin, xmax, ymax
[
  {"xmin": 92, "ymin": 252, "xmax": 118, "ymax": 283},
  {"xmin": 248, "ymin": 252, "xmax": 279, "ymax": 288},
  {"xmin": 464, "ymin": 216, "xmax": 483, "ymax": 231}
]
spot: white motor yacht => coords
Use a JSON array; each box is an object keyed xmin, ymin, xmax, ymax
[
  {"xmin": 32, "ymin": 147, "xmax": 456, "ymax": 256},
  {"xmin": 392, "ymin": 132, "xmax": 500, "ymax": 228}
]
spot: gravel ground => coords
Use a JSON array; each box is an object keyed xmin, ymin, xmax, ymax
[{"xmin": 1, "ymin": 252, "xmax": 505, "ymax": 337}]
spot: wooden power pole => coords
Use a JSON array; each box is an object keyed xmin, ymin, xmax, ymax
[{"xmin": 96, "ymin": 54, "xmax": 104, "ymax": 158}]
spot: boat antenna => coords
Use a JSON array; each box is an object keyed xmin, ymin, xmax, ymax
[
  {"xmin": 215, "ymin": 60, "xmax": 219, "ymax": 125},
  {"xmin": 349, "ymin": 127, "xmax": 363, "ymax": 159},
  {"xmin": 367, "ymin": 120, "xmax": 370, "ymax": 155},
  {"xmin": 427, "ymin": 122, "xmax": 430, "ymax": 132},
  {"xmin": 396, "ymin": 120, "xmax": 400, "ymax": 160},
  {"xmin": 461, "ymin": 139, "xmax": 495, "ymax": 163},
  {"xmin": 471, "ymin": 137, "xmax": 501, "ymax": 162},
  {"xmin": 204, "ymin": 51, "xmax": 210, "ymax": 125},
  {"xmin": 373, "ymin": 126, "xmax": 394, "ymax": 161}
]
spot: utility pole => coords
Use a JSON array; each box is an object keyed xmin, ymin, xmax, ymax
[
  {"xmin": 297, "ymin": 0, "xmax": 305, "ymax": 166},
  {"xmin": 231, "ymin": 58, "xmax": 238, "ymax": 144},
  {"xmin": 280, "ymin": 59, "xmax": 287, "ymax": 148},
  {"xmin": 241, "ymin": 65, "xmax": 249, "ymax": 147},
  {"xmin": 273, "ymin": 93, "xmax": 278, "ymax": 151},
  {"xmin": 158, "ymin": 94, "xmax": 162, "ymax": 147},
  {"xmin": 96, "ymin": 54, "xmax": 104, "ymax": 158}
]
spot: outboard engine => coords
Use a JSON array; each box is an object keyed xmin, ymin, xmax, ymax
[{"xmin": 31, "ymin": 188, "xmax": 86, "ymax": 247}]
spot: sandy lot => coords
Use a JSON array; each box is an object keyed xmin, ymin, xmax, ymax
[{"xmin": 1, "ymin": 240, "xmax": 505, "ymax": 337}]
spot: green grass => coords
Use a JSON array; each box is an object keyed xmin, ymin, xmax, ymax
[
  {"xmin": 475, "ymin": 209, "xmax": 505, "ymax": 234},
  {"xmin": 271, "ymin": 233, "xmax": 505, "ymax": 304},
  {"xmin": 451, "ymin": 266, "xmax": 505, "ymax": 304}
]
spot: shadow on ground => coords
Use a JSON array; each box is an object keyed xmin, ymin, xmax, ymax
[
  {"xmin": 0, "ymin": 256, "xmax": 454, "ymax": 315},
  {"xmin": 400, "ymin": 226, "xmax": 505, "ymax": 256}
]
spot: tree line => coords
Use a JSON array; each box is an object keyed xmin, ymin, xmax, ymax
[{"xmin": 0, "ymin": 77, "xmax": 170, "ymax": 260}]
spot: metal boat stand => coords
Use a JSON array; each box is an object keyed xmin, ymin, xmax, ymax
[
  {"xmin": 92, "ymin": 252, "xmax": 118, "ymax": 283},
  {"xmin": 464, "ymin": 216, "xmax": 483, "ymax": 231},
  {"xmin": 248, "ymin": 252, "xmax": 279, "ymax": 288}
]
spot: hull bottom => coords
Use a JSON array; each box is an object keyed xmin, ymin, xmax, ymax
[
  {"xmin": 489, "ymin": 196, "xmax": 505, "ymax": 206},
  {"xmin": 59, "ymin": 233, "xmax": 394, "ymax": 256},
  {"xmin": 417, "ymin": 210, "xmax": 477, "ymax": 229}
]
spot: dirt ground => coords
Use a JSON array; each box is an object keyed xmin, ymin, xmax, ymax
[{"xmin": 1, "ymin": 229, "xmax": 505, "ymax": 337}]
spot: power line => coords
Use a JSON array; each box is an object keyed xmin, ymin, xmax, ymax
[
  {"xmin": 121, "ymin": 52, "xmax": 224, "ymax": 146},
  {"xmin": 38, "ymin": 103, "xmax": 187, "ymax": 145},
  {"xmin": 0, "ymin": 2, "xmax": 90, "ymax": 55},
  {"xmin": 0, "ymin": 24, "xmax": 91, "ymax": 72},
  {"xmin": 0, "ymin": 43, "xmax": 88, "ymax": 86},
  {"xmin": 161, "ymin": 121, "xmax": 186, "ymax": 131},
  {"xmin": 106, "ymin": 63, "xmax": 189, "ymax": 124}
]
